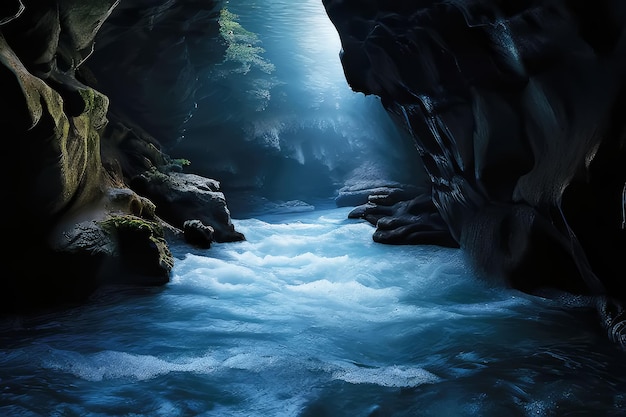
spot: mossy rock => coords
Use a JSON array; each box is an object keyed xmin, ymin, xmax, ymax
[{"xmin": 99, "ymin": 214, "xmax": 174, "ymax": 282}]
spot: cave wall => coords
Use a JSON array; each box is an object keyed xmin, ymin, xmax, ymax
[
  {"xmin": 86, "ymin": 0, "xmax": 225, "ymax": 148},
  {"xmin": 322, "ymin": 0, "xmax": 626, "ymax": 306},
  {"xmin": 0, "ymin": 0, "xmax": 238, "ymax": 311},
  {"xmin": 0, "ymin": 0, "xmax": 118, "ymax": 232}
]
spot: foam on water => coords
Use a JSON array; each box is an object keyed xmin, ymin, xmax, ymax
[
  {"xmin": 1, "ymin": 207, "xmax": 626, "ymax": 417},
  {"xmin": 331, "ymin": 365, "xmax": 440, "ymax": 387},
  {"xmin": 41, "ymin": 349, "xmax": 221, "ymax": 382},
  {"xmin": 168, "ymin": 208, "xmax": 480, "ymax": 333}
]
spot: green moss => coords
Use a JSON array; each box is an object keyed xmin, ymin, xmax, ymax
[
  {"xmin": 99, "ymin": 214, "xmax": 174, "ymax": 274},
  {"xmin": 77, "ymin": 85, "xmax": 108, "ymax": 128},
  {"xmin": 100, "ymin": 215, "xmax": 164, "ymax": 239}
]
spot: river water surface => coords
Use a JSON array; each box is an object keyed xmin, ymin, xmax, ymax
[{"xmin": 1, "ymin": 206, "xmax": 626, "ymax": 416}]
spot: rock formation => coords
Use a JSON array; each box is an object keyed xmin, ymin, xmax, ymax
[
  {"xmin": 0, "ymin": 0, "xmax": 243, "ymax": 312},
  {"xmin": 322, "ymin": 0, "xmax": 626, "ymax": 344},
  {"xmin": 2, "ymin": 0, "xmax": 625, "ymax": 348}
]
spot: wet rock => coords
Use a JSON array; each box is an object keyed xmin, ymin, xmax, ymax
[
  {"xmin": 349, "ymin": 190, "xmax": 458, "ymax": 247},
  {"xmin": 323, "ymin": 0, "xmax": 626, "ymax": 343},
  {"xmin": 183, "ymin": 219, "xmax": 214, "ymax": 249},
  {"xmin": 130, "ymin": 170, "xmax": 245, "ymax": 243}
]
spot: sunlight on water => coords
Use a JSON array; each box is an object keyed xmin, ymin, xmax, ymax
[
  {"xmin": 2, "ymin": 207, "xmax": 626, "ymax": 416},
  {"xmin": 1, "ymin": 0, "xmax": 626, "ymax": 414}
]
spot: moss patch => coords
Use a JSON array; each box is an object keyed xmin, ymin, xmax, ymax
[
  {"xmin": 100, "ymin": 214, "xmax": 164, "ymax": 239},
  {"xmin": 99, "ymin": 214, "xmax": 174, "ymax": 277}
]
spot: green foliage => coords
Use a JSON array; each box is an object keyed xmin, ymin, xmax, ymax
[
  {"xmin": 172, "ymin": 158, "xmax": 191, "ymax": 167},
  {"xmin": 218, "ymin": 8, "xmax": 275, "ymax": 75}
]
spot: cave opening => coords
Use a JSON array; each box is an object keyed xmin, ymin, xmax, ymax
[
  {"xmin": 182, "ymin": 0, "xmax": 426, "ymax": 217},
  {"xmin": 88, "ymin": 0, "xmax": 426, "ymax": 218}
]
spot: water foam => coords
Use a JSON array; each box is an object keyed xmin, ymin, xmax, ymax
[
  {"xmin": 332, "ymin": 364, "xmax": 440, "ymax": 388},
  {"xmin": 2, "ymin": 207, "xmax": 623, "ymax": 417},
  {"xmin": 42, "ymin": 348, "xmax": 220, "ymax": 382}
]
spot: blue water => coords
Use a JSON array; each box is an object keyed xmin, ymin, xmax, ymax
[
  {"xmin": 1, "ymin": 206, "xmax": 626, "ymax": 416},
  {"xmin": 2, "ymin": 0, "xmax": 626, "ymax": 415}
]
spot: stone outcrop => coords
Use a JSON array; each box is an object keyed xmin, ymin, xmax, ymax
[
  {"xmin": 0, "ymin": 0, "xmax": 242, "ymax": 312},
  {"xmin": 49, "ymin": 189, "xmax": 174, "ymax": 290},
  {"xmin": 323, "ymin": 0, "xmax": 626, "ymax": 343},
  {"xmin": 130, "ymin": 171, "xmax": 245, "ymax": 243},
  {"xmin": 348, "ymin": 187, "xmax": 458, "ymax": 248}
]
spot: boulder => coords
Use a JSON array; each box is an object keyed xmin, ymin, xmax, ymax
[
  {"xmin": 183, "ymin": 219, "xmax": 214, "ymax": 249},
  {"xmin": 130, "ymin": 170, "xmax": 245, "ymax": 243}
]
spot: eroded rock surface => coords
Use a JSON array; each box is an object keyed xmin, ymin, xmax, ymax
[
  {"xmin": 323, "ymin": 0, "xmax": 626, "ymax": 343},
  {"xmin": 87, "ymin": 0, "xmax": 225, "ymax": 148},
  {"xmin": 131, "ymin": 171, "xmax": 245, "ymax": 243},
  {"xmin": 0, "ymin": 0, "xmax": 242, "ymax": 312},
  {"xmin": 349, "ymin": 189, "xmax": 458, "ymax": 248}
]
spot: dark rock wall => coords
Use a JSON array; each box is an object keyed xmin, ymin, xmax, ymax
[
  {"xmin": 323, "ymin": 1, "xmax": 626, "ymax": 310},
  {"xmin": 0, "ymin": 0, "xmax": 125, "ymax": 310},
  {"xmin": 87, "ymin": 0, "xmax": 225, "ymax": 148},
  {"xmin": 0, "ymin": 0, "xmax": 119, "ymax": 232},
  {"xmin": 0, "ymin": 0, "xmax": 240, "ymax": 312}
]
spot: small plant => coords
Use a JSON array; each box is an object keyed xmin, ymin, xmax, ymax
[
  {"xmin": 171, "ymin": 158, "xmax": 191, "ymax": 167},
  {"xmin": 147, "ymin": 166, "xmax": 171, "ymax": 183}
]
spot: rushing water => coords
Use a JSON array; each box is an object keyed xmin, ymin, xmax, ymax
[
  {"xmin": 2, "ymin": 0, "xmax": 626, "ymax": 415},
  {"xmin": 1, "ymin": 206, "xmax": 626, "ymax": 416}
]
